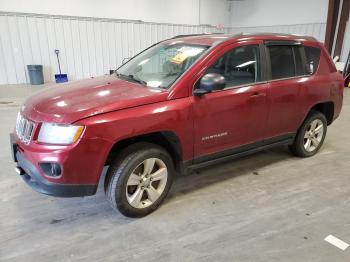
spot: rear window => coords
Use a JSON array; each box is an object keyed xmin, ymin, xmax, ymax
[
  {"xmin": 268, "ymin": 46, "xmax": 295, "ymax": 79},
  {"xmin": 268, "ymin": 45, "xmax": 306, "ymax": 80},
  {"xmin": 304, "ymin": 46, "xmax": 321, "ymax": 74}
]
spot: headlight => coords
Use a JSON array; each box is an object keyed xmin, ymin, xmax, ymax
[{"xmin": 38, "ymin": 123, "xmax": 84, "ymax": 145}]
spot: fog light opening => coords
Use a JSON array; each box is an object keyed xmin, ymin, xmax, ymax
[{"xmin": 39, "ymin": 162, "xmax": 62, "ymax": 177}]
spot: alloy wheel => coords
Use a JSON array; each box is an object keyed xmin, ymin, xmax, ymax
[
  {"xmin": 303, "ymin": 119, "xmax": 324, "ymax": 152},
  {"xmin": 126, "ymin": 158, "xmax": 168, "ymax": 208}
]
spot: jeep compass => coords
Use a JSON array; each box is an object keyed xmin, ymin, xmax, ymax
[{"xmin": 11, "ymin": 33, "xmax": 343, "ymax": 217}]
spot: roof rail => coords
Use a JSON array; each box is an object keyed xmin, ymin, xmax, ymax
[
  {"xmin": 171, "ymin": 33, "xmax": 224, "ymax": 39},
  {"xmin": 230, "ymin": 32, "xmax": 317, "ymax": 41}
]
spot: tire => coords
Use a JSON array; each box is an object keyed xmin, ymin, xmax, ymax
[
  {"xmin": 289, "ymin": 111, "xmax": 327, "ymax": 157},
  {"xmin": 105, "ymin": 143, "xmax": 174, "ymax": 217}
]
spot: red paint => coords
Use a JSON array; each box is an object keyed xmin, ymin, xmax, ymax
[
  {"xmin": 14, "ymin": 34, "xmax": 343, "ymax": 188},
  {"xmin": 22, "ymin": 75, "xmax": 168, "ymax": 124}
]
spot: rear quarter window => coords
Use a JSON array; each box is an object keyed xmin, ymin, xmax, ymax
[{"xmin": 304, "ymin": 46, "xmax": 321, "ymax": 74}]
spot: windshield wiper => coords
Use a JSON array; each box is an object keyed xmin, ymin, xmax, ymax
[
  {"xmin": 128, "ymin": 74, "xmax": 147, "ymax": 86},
  {"xmin": 116, "ymin": 73, "xmax": 147, "ymax": 86}
]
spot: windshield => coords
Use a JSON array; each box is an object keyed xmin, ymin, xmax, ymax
[{"xmin": 116, "ymin": 43, "xmax": 208, "ymax": 89}]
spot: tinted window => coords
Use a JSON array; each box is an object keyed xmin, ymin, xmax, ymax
[
  {"xmin": 206, "ymin": 45, "xmax": 261, "ymax": 88},
  {"xmin": 268, "ymin": 46, "xmax": 295, "ymax": 79},
  {"xmin": 304, "ymin": 46, "xmax": 321, "ymax": 74}
]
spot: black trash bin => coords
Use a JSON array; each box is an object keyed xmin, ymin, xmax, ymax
[{"xmin": 27, "ymin": 65, "xmax": 44, "ymax": 85}]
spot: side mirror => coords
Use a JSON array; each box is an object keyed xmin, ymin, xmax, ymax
[
  {"xmin": 194, "ymin": 73, "xmax": 225, "ymax": 97},
  {"xmin": 193, "ymin": 88, "xmax": 210, "ymax": 96}
]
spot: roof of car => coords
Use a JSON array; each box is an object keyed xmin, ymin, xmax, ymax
[{"xmin": 163, "ymin": 33, "xmax": 318, "ymax": 46}]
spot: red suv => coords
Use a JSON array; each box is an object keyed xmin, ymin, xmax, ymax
[{"xmin": 11, "ymin": 33, "xmax": 343, "ymax": 217}]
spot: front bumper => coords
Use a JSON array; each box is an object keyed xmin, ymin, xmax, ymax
[{"xmin": 10, "ymin": 133, "xmax": 98, "ymax": 197}]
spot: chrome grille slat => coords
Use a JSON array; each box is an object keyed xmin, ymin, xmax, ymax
[{"xmin": 16, "ymin": 114, "xmax": 35, "ymax": 145}]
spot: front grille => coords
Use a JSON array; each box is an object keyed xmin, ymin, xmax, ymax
[{"xmin": 16, "ymin": 113, "xmax": 35, "ymax": 145}]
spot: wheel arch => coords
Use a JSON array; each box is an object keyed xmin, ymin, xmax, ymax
[
  {"xmin": 105, "ymin": 131, "xmax": 183, "ymax": 173},
  {"xmin": 309, "ymin": 101, "xmax": 334, "ymax": 125},
  {"xmin": 301, "ymin": 101, "xmax": 334, "ymax": 127}
]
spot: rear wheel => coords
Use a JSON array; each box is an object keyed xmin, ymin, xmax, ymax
[
  {"xmin": 289, "ymin": 111, "xmax": 327, "ymax": 157},
  {"xmin": 105, "ymin": 143, "xmax": 174, "ymax": 217}
]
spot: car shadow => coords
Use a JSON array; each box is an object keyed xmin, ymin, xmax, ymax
[
  {"xmin": 37, "ymin": 146, "xmax": 296, "ymax": 222},
  {"xmin": 165, "ymin": 146, "xmax": 295, "ymax": 201}
]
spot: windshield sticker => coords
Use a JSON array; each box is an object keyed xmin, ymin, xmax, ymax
[
  {"xmin": 170, "ymin": 47, "xmax": 205, "ymax": 64},
  {"xmin": 171, "ymin": 53, "xmax": 189, "ymax": 64}
]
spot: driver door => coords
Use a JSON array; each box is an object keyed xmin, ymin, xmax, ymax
[{"xmin": 192, "ymin": 41, "xmax": 269, "ymax": 162}]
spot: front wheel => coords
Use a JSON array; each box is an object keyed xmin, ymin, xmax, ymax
[
  {"xmin": 289, "ymin": 111, "xmax": 327, "ymax": 157},
  {"xmin": 105, "ymin": 143, "xmax": 174, "ymax": 217}
]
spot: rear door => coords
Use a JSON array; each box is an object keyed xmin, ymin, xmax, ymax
[
  {"xmin": 264, "ymin": 42, "xmax": 306, "ymax": 138},
  {"xmin": 192, "ymin": 41, "xmax": 269, "ymax": 161}
]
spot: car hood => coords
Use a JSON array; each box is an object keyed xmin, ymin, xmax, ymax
[{"xmin": 21, "ymin": 75, "xmax": 168, "ymax": 123}]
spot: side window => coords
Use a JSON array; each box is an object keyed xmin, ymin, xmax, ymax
[
  {"xmin": 304, "ymin": 46, "xmax": 321, "ymax": 74},
  {"xmin": 268, "ymin": 46, "xmax": 295, "ymax": 79},
  {"xmin": 206, "ymin": 45, "xmax": 261, "ymax": 88}
]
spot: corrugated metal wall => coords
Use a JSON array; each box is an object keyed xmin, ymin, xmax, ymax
[
  {"xmin": 0, "ymin": 12, "xmax": 222, "ymax": 84},
  {"xmin": 0, "ymin": 12, "xmax": 326, "ymax": 85}
]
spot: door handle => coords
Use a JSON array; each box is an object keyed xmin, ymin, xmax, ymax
[{"xmin": 250, "ymin": 92, "xmax": 266, "ymax": 98}]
